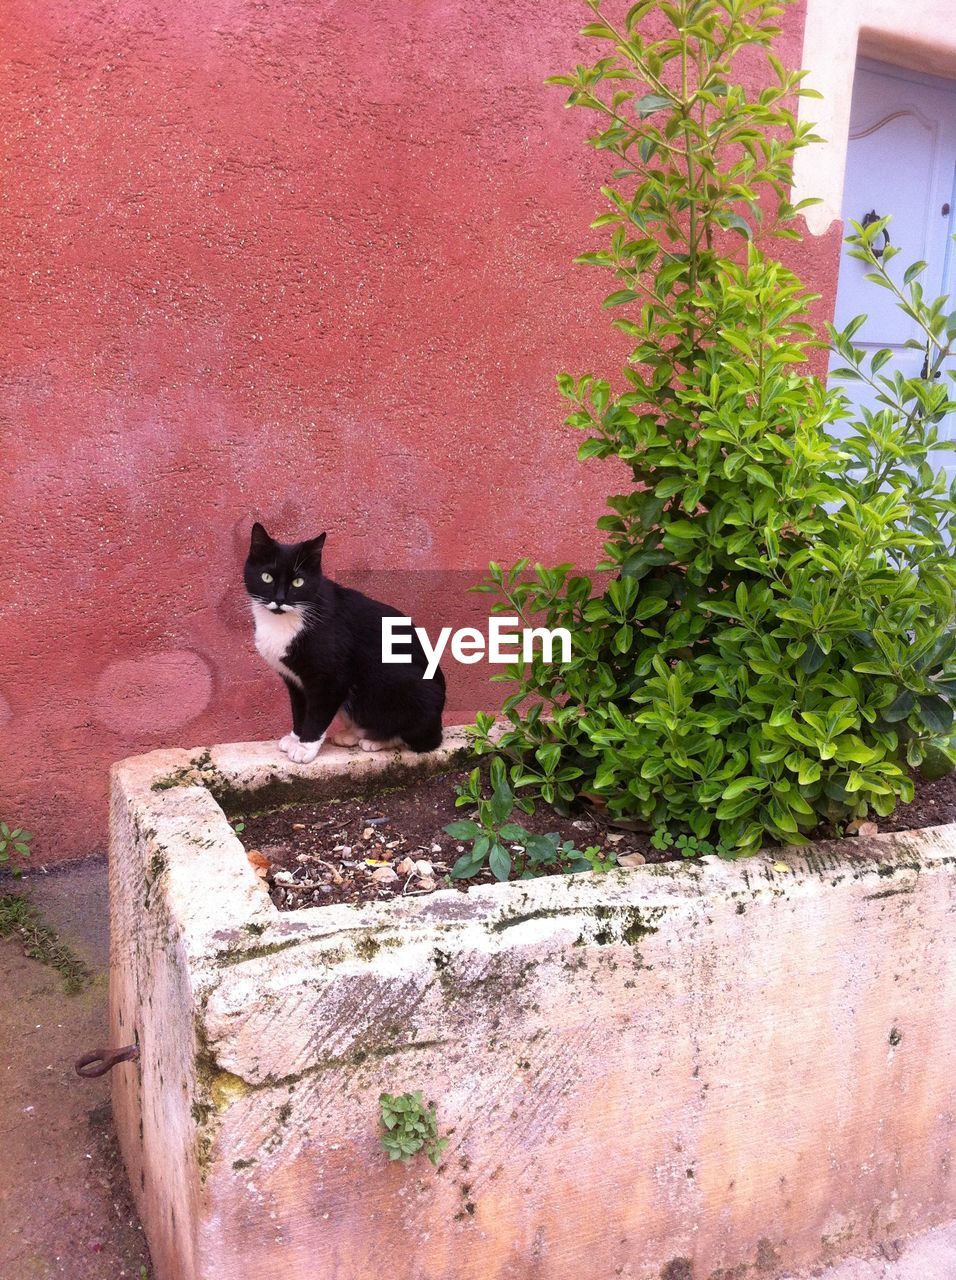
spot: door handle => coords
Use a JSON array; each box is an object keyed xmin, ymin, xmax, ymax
[{"xmin": 861, "ymin": 210, "xmax": 890, "ymax": 259}]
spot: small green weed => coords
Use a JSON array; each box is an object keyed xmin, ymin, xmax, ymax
[
  {"xmin": 0, "ymin": 821, "xmax": 34, "ymax": 875},
  {"xmin": 650, "ymin": 828, "xmax": 734, "ymax": 860},
  {"xmin": 379, "ymin": 1091, "xmax": 448, "ymax": 1166},
  {"xmin": 445, "ymin": 760, "xmax": 612, "ymax": 882}
]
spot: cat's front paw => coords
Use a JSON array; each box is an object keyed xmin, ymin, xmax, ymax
[
  {"xmin": 330, "ymin": 728, "xmax": 362, "ymax": 747},
  {"xmin": 278, "ymin": 732, "xmax": 300, "ymax": 754},
  {"xmin": 287, "ymin": 737, "xmax": 324, "ymax": 765}
]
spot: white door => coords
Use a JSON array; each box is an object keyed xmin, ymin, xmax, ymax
[{"xmin": 831, "ymin": 59, "xmax": 956, "ymax": 487}]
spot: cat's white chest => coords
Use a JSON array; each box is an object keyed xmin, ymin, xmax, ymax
[{"xmin": 251, "ymin": 604, "xmax": 305, "ymax": 689}]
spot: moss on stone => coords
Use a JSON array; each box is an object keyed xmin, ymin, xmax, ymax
[
  {"xmin": 214, "ymin": 924, "xmax": 405, "ymax": 971},
  {"xmin": 210, "ymin": 1069, "xmax": 250, "ymax": 1111},
  {"xmin": 489, "ymin": 907, "xmax": 576, "ymax": 933},
  {"xmin": 191, "ymin": 1100, "xmax": 213, "ymax": 1126},
  {"xmin": 151, "ymin": 769, "xmax": 194, "ymax": 792},
  {"xmin": 353, "ymin": 933, "xmax": 382, "ymax": 961},
  {"xmin": 212, "ymin": 935, "xmax": 311, "ymax": 967},
  {"xmin": 143, "ymin": 848, "xmax": 168, "ymax": 911},
  {"xmin": 489, "ymin": 903, "xmax": 664, "ymax": 945}
]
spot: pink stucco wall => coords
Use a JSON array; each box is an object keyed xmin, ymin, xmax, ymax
[{"xmin": 0, "ymin": 0, "xmax": 838, "ymax": 863}]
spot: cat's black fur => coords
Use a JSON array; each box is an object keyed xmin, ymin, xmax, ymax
[{"xmin": 244, "ymin": 522, "xmax": 445, "ymax": 753}]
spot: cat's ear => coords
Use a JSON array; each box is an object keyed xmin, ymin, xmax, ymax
[
  {"xmin": 301, "ymin": 532, "xmax": 327, "ymax": 566},
  {"xmin": 249, "ymin": 522, "xmax": 275, "ymax": 558}
]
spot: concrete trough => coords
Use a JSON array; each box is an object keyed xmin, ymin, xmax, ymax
[{"xmin": 108, "ymin": 732, "xmax": 956, "ymax": 1279}]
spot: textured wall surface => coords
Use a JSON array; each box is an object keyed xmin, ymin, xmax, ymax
[
  {"xmin": 110, "ymin": 737, "xmax": 956, "ymax": 1280},
  {"xmin": 0, "ymin": 0, "xmax": 837, "ymax": 862}
]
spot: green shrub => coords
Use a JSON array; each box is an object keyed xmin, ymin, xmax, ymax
[{"xmin": 472, "ymin": 0, "xmax": 956, "ymax": 855}]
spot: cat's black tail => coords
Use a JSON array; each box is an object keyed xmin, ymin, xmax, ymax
[{"xmin": 402, "ymin": 721, "xmax": 444, "ymax": 753}]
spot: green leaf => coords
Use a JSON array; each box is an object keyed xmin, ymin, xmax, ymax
[
  {"xmin": 489, "ymin": 756, "xmax": 508, "ymax": 791},
  {"xmin": 634, "ymin": 595, "xmax": 667, "ymax": 620},
  {"xmin": 716, "ymin": 212, "xmax": 753, "ymax": 240},
  {"xmin": 489, "ymin": 781, "xmax": 514, "ymax": 825},
  {"xmin": 535, "ymin": 744, "xmax": 562, "ymax": 774},
  {"xmin": 664, "ymin": 520, "xmax": 701, "ymax": 540},
  {"xmin": 634, "ymin": 93, "xmax": 672, "ymax": 117},
  {"xmin": 579, "ymin": 438, "xmax": 610, "ymax": 460},
  {"xmin": 797, "ymin": 758, "xmax": 822, "ymax": 785},
  {"xmin": 444, "ymin": 820, "xmax": 481, "ymax": 840},
  {"xmin": 918, "ymin": 695, "xmax": 954, "ymax": 735},
  {"xmin": 744, "ymin": 464, "xmax": 775, "ymax": 489},
  {"xmin": 883, "ymin": 689, "xmax": 916, "ymax": 723},
  {"xmin": 715, "ymin": 794, "xmax": 759, "ymax": 821},
  {"xmin": 603, "ymin": 290, "xmax": 638, "ymax": 308},
  {"xmin": 450, "ymin": 851, "xmax": 484, "ymax": 879},
  {"xmin": 524, "ymin": 834, "xmax": 560, "ymax": 861},
  {"xmin": 799, "ymin": 641, "xmax": 825, "ymax": 674},
  {"xmin": 721, "ymin": 777, "xmax": 768, "ymax": 800},
  {"xmin": 489, "ymin": 844, "xmax": 512, "ymax": 882}
]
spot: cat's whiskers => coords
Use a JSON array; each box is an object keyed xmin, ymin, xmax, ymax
[{"xmin": 298, "ymin": 601, "xmax": 325, "ymax": 627}]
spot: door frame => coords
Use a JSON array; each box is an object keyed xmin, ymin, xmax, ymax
[
  {"xmin": 841, "ymin": 57, "xmax": 956, "ymax": 307},
  {"xmin": 792, "ymin": 0, "xmax": 956, "ymax": 236},
  {"xmin": 827, "ymin": 57, "xmax": 956, "ymax": 475}
]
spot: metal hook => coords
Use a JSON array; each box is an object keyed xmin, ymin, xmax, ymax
[{"xmin": 75, "ymin": 1044, "xmax": 140, "ymax": 1078}]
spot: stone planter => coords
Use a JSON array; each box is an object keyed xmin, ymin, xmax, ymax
[{"xmin": 109, "ymin": 733, "xmax": 956, "ymax": 1280}]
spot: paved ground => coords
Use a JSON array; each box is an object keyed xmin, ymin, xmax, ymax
[
  {"xmin": 0, "ymin": 857, "xmax": 952, "ymax": 1280},
  {"xmin": 0, "ymin": 858, "xmax": 150, "ymax": 1280}
]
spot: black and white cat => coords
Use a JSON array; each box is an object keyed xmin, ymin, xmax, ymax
[{"xmin": 244, "ymin": 522, "xmax": 445, "ymax": 763}]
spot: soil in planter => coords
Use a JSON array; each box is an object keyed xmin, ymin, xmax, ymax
[
  {"xmin": 236, "ymin": 767, "xmax": 657, "ymax": 912},
  {"xmin": 875, "ymin": 765, "xmax": 956, "ymax": 834},
  {"xmin": 235, "ymin": 765, "xmax": 956, "ymax": 913}
]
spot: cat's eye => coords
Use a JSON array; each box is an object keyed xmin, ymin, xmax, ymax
[
  {"xmin": 261, "ymin": 572, "xmax": 273, "ymax": 584},
  {"xmin": 292, "ymin": 577, "xmax": 305, "ymax": 588}
]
